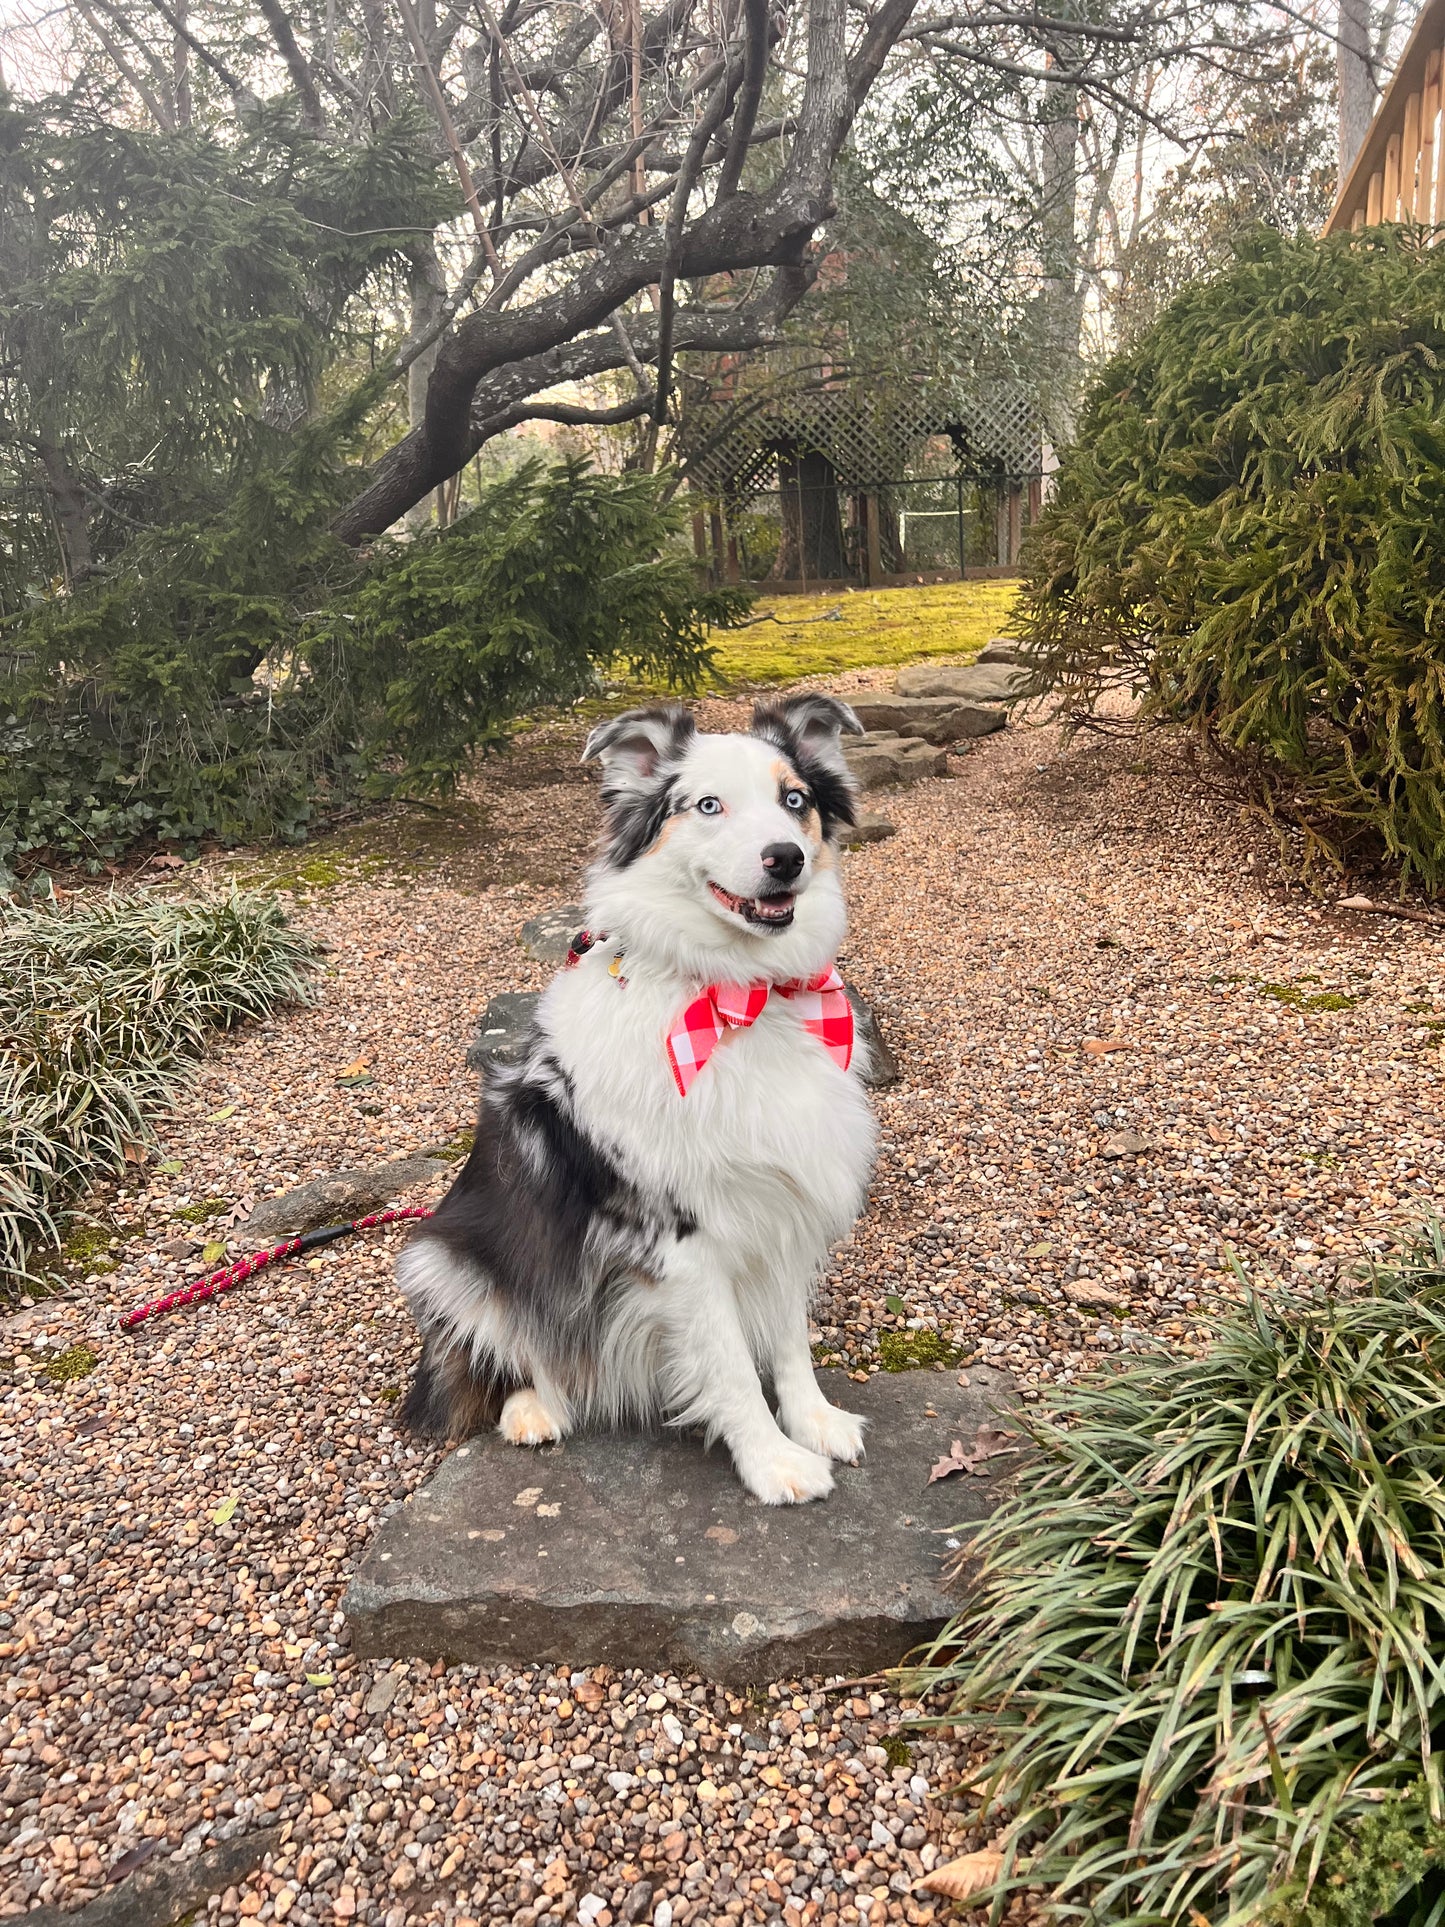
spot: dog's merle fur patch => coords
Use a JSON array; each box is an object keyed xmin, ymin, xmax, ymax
[
  {"xmin": 586, "ymin": 705, "xmax": 696, "ymax": 868},
  {"xmin": 749, "ymin": 696, "xmax": 861, "ymax": 843},
  {"xmin": 399, "ymin": 1047, "xmax": 684, "ymax": 1434}
]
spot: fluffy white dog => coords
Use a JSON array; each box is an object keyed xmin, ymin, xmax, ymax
[{"xmin": 396, "ymin": 695, "xmax": 877, "ymax": 1504}]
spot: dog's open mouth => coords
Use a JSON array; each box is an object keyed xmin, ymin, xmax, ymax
[{"xmin": 709, "ymin": 881, "xmax": 796, "ymax": 930}]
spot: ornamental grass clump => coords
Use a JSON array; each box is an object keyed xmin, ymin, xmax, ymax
[
  {"xmin": 902, "ymin": 1243, "xmax": 1445, "ymax": 1925},
  {"xmin": 0, "ymin": 892, "xmax": 318, "ymax": 1290},
  {"xmin": 1018, "ymin": 225, "xmax": 1445, "ymax": 889}
]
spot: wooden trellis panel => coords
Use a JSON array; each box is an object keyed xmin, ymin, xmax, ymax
[{"xmin": 683, "ymin": 380, "xmax": 1042, "ymax": 507}]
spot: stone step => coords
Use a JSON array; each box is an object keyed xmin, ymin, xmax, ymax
[
  {"xmin": 844, "ymin": 814, "xmax": 897, "ymax": 847},
  {"xmin": 894, "ymin": 661, "xmax": 1029, "ymax": 702},
  {"xmin": 843, "ymin": 734, "xmax": 950, "ymax": 789},
  {"xmin": 976, "ymin": 637, "xmax": 1027, "ymax": 666},
  {"xmin": 344, "ymin": 1366, "xmax": 1020, "ymax": 1684},
  {"xmin": 520, "ymin": 904, "xmax": 585, "ymax": 964},
  {"xmin": 851, "ymin": 695, "xmax": 1006, "ymax": 744}
]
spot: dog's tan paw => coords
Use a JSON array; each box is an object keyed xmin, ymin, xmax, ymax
[
  {"xmin": 498, "ymin": 1387, "xmax": 563, "ymax": 1447},
  {"xmin": 785, "ymin": 1402, "xmax": 867, "ymax": 1465},
  {"xmin": 738, "ymin": 1439, "xmax": 835, "ymax": 1505}
]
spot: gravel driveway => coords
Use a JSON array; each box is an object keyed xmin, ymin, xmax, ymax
[{"xmin": 4, "ymin": 681, "xmax": 1441, "ymax": 1925}]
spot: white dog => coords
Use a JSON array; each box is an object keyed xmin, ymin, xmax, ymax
[{"xmin": 396, "ymin": 695, "xmax": 877, "ymax": 1504}]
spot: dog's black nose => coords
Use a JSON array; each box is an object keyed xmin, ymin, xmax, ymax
[{"xmin": 761, "ymin": 842, "xmax": 805, "ymax": 884}]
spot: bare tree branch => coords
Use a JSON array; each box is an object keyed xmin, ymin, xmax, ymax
[{"xmin": 255, "ymin": 0, "xmax": 325, "ymax": 126}]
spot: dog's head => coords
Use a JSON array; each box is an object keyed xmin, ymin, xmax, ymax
[{"xmin": 581, "ymin": 696, "xmax": 863, "ymax": 976}]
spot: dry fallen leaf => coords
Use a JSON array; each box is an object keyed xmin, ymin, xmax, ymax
[
  {"xmin": 917, "ymin": 1850, "xmax": 1007, "ymax": 1900},
  {"xmin": 148, "ymin": 854, "xmax": 185, "ymax": 871},
  {"xmin": 1082, "ymin": 1036, "xmax": 1131, "ymax": 1055},
  {"xmin": 339, "ymin": 1057, "xmax": 371, "ymax": 1079},
  {"xmin": 1207, "ymin": 1122, "xmax": 1230, "ymax": 1144},
  {"xmin": 928, "ymin": 1422, "xmax": 1021, "ymax": 1483}
]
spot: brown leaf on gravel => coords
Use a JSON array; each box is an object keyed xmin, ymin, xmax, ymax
[
  {"xmin": 339, "ymin": 1057, "xmax": 371, "ymax": 1079},
  {"xmin": 1207, "ymin": 1122, "xmax": 1230, "ymax": 1144},
  {"xmin": 917, "ymin": 1850, "xmax": 1007, "ymax": 1899},
  {"xmin": 1082, "ymin": 1036, "xmax": 1131, "ymax": 1055}
]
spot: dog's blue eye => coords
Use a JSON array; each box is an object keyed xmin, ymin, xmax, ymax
[
  {"xmin": 784, "ymin": 789, "xmax": 807, "ymax": 812},
  {"xmin": 697, "ymin": 796, "xmax": 723, "ymax": 816}
]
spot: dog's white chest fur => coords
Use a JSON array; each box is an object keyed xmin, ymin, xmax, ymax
[{"xmin": 541, "ymin": 947, "xmax": 876, "ymax": 1260}]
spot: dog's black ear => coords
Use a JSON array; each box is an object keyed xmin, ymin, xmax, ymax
[
  {"xmin": 582, "ymin": 706, "xmax": 696, "ymax": 790},
  {"xmin": 753, "ymin": 694, "xmax": 863, "ymax": 776}
]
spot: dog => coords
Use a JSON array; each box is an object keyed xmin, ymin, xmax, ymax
[{"xmin": 396, "ymin": 693, "xmax": 877, "ymax": 1504}]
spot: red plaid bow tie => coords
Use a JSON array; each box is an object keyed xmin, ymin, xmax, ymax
[{"xmin": 666, "ymin": 966, "xmax": 854, "ymax": 1096}]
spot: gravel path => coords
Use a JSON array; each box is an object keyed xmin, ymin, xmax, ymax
[{"xmin": 5, "ymin": 679, "xmax": 1442, "ymax": 1924}]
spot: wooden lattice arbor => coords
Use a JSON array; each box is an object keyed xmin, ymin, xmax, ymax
[{"xmin": 679, "ymin": 377, "xmax": 1045, "ymax": 591}]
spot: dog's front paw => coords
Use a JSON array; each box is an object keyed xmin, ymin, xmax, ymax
[
  {"xmin": 498, "ymin": 1387, "xmax": 563, "ymax": 1447},
  {"xmin": 784, "ymin": 1401, "xmax": 867, "ymax": 1465},
  {"xmin": 736, "ymin": 1437, "xmax": 835, "ymax": 1505}
]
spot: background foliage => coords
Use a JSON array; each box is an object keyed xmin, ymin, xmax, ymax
[
  {"xmin": 1, "ymin": 451, "xmax": 738, "ymax": 875},
  {"xmin": 0, "ymin": 90, "xmax": 742, "ymax": 874},
  {"xmin": 1017, "ymin": 226, "xmax": 1445, "ymax": 890}
]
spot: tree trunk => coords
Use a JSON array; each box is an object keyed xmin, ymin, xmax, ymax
[
  {"xmin": 1339, "ymin": 0, "xmax": 1375, "ymax": 179},
  {"xmin": 1040, "ymin": 43, "xmax": 1084, "ymax": 444},
  {"xmin": 776, "ymin": 446, "xmax": 847, "ymax": 582},
  {"xmin": 173, "ymin": 0, "xmax": 192, "ymax": 126},
  {"xmin": 405, "ymin": 246, "xmax": 449, "ymax": 531},
  {"xmin": 38, "ymin": 439, "xmax": 92, "ymax": 586}
]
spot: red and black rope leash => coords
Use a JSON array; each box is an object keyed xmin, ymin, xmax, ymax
[{"xmin": 119, "ymin": 1205, "xmax": 433, "ymax": 1332}]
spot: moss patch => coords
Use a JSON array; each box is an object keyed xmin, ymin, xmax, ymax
[
  {"xmin": 59, "ymin": 1221, "xmax": 118, "ymax": 1273},
  {"xmin": 878, "ymin": 1329, "xmax": 962, "ymax": 1372},
  {"xmin": 704, "ymin": 579, "xmax": 1020, "ymax": 687},
  {"xmin": 421, "ymin": 1127, "xmax": 475, "ymax": 1162},
  {"xmin": 882, "ymin": 1735, "xmax": 914, "ymax": 1768},
  {"xmin": 1256, "ymin": 979, "xmax": 1360, "ymax": 1012},
  {"xmin": 43, "ymin": 1344, "xmax": 99, "ymax": 1384},
  {"xmin": 172, "ymin": 1196, "xmax": 230, "ymax": 1224}
]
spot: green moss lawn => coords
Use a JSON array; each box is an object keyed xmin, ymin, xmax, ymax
[{"xmin": 707, "ymin": 578, "xmax": 1019, "ymax": 686}]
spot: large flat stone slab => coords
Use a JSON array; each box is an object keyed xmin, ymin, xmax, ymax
[
  {"xmin": 345, "ymin": 1366, "xmax": 1020, "ymax": 1684},
  {"xmin": 843, "ymin": 733, "xmax": 950, "ymax": 789},
  {"xmin": 851, "ymin": 695, "xmax": 1006, "ymax": 743},
  {"xmin": 894, "ymin": 662, "xmax": 1028, "ymax": 701}
]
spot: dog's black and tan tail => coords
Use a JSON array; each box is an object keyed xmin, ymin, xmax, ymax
[{"xmin": 397, "ymin": 1330, "xmax": 519, "ymax": 1439}]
